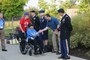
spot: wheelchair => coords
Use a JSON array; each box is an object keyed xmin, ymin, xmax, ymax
[{"xmin": 18, "ymin": 32, "xmax": 42, "ymax": 56}]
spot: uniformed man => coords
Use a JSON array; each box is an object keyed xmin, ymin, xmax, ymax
[
  {"xmin": 58, "ymin": 8, "xmax": 73, "ymax": 59},
  {"xmin": 30, "ymin": 10, "xmax": 44, "ymax": 54},
  {"xmin": 39, "ymin": 10, "xmax": 48, "ymax": 52},
  {"xmin": 30, "ymin": 10, "xmax": 40, "ymax": 31}
]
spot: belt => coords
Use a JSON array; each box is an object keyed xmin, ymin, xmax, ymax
[{"xmin": 0, "ymin": 29, "xmax": 3, "ymax": 30}]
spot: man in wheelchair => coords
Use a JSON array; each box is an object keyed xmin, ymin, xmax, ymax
[
  {"xmin": 26, "ymin": 24, "xmax": 43, "ymax": 55},
  {"xmin": 19, "ymin": 24, "xmax": 43, "ymax": 55}
]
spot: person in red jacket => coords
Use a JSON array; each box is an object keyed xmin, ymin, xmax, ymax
[
  {"xmin": 19, "ymin": 12, "xmax": 31, "ymax": 52},
  {"xmin": 20, "ymin": 12, "xmax": 31, "ymax": 33}
]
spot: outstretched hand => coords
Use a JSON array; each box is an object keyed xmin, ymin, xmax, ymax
[{"xmin": 38, "ymin": 30, "xmax": 43, "ymax": 33}]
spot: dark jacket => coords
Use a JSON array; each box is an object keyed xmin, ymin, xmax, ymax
[
  {"xmin": 60, "ymin": 14, "xmax": 73, "ymax": 40},
  {"xmin": 31, "ymin": 15, "xmax": 40, "ymax": 31},
  {"xmin": 39, "ymin": 17, "xmax": 48, "ymax": 34},
  {"xmin": 39, "ymin": 17, "xmax": 47, "ymax": 29}
]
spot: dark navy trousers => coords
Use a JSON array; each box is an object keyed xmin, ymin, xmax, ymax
[{"xmin": 60, "ymin": 39, "xmax": 69, "ymax": 57}]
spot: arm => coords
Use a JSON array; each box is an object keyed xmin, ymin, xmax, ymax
[
  {"xmin": 3, "ymin": 19, "xmax": 5, "ymax": 29},
  {"xmin": 19, "ymin": 18, "xmax": 25, "ymax": 33},
  {"xmin": 42, "ymin": 27, "xmax": 48, "ymax": 32},
  {"xmin": 57, "ymin": 24, "xmax": 60, "ymax": 29},
  {"xmin": 19, "ymin": 24, "xmax": 24, "ymax": 33},
  {"xmin": 57, "ymin": 21, "xmax": 61, "ymax": 31},
  {"xmin": 65, "ymin": 17, "xmax": 73, "ymax": 32},
  {"xmin": 36, "ymin": 16, "xmax": 40, "ymax": 30},
  {"xmin": 38, "ymin": 27, "xmax": 49, "ymax": 33},
  {"xmin": 54, "ymin": 18, "xmax": 60, "ymax": 29}
]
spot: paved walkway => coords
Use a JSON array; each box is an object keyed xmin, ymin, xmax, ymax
[{"xmin": 0, "ymin": 44, "xmax": 87, "ymax": 60}]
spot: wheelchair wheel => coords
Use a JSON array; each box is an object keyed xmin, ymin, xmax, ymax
[
  {"xmin": 36, "ymin": 45, "xmax": 42, "ymax": 54},
  {"xmin": 19, "ymin": 42, "xmax": 28, "ymax": 55},
  {"xmin": 29, "ymin": 50, "xmax": 32, "ymax": 56}
]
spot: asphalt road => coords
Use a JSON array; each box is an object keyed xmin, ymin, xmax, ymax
[{"xmin": 0, "ymin": 44, "xmax": 87, "ymax": 60}]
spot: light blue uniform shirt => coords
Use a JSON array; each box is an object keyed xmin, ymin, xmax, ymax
[
  {"xmin": 26, "ymin": 28, "xmax": 39, "ymax": 39},
  {"xmin": 0, "ymin": 19, "xmax": 4, "ymax": 29}
]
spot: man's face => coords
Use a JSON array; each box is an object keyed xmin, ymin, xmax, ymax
[
  {"xmin": 59, "ymin": 13, "xmax": 64, "ymax": 16},
  {"xmin": 25, "ymin": 15, "xmax": 29, "ymax": 19},
  {"xmin": 30, "ymin": 12, "xmax": 35, "ymax": 17},
  {"xmin": 45, "ymin": 16, "xmax": 51, "ymax": 21},
  {"xmin": 30, "ymin": 26, "xmax": 34, "ymax": 29},
  {"xmin": 0, "ymin": 14, "xmax": 3, "ymax": 18},
  {"xmin": 40, "ymin": 13, "xmax": 44, "ymax": 17}
]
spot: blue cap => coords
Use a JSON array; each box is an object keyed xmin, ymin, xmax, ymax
[
  {"xmin": 39, "ymin": 10, "xmax": 45, "ymax": 13},
  {"xmin": 24, "ymin": 12, "xmax": 29, "ymax": 16}
]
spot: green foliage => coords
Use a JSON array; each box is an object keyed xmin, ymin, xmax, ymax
[
  {"xmin": 38, "ymin": 0, "xmax": 49, "ymax": 10},
  {"xmin": 86, "ymin": 50, "xmax": 90, "ymax": 56},
  {"xmin": 38, "ymin": 0, "xmax": 78, "ymax": 18},
  {"xmin": 59, "ymin": 0, "xmax": 78, "ymax": 10},
  {"xmin": 70, "ymin": 12, "xmax": 90, "ymax": 48},
  {"xmin": 28, "ymin": 7, "xmax": 39, "ymax": 15},
  {"xmin": 0, "ymin": 0, "xmax": 28, "ymax": 20},
  {"xmin": 70, "ymin": 33, "xmax": 80, "ymax": 48},
  {"xmin": 48, "ymin": 30, "xmax": 53, "ymax": 45},
  {"xmin": 38, "ymin": 0, "xmax": 59, "ymax": 18},
  {"xmin": 78, "ymin": 0, "xmax": 90, "ymax": 13}
]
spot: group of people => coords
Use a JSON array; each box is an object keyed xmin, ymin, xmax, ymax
[
  {"xmin": 18, "ymin": 10, "xmax": 49, "ymax": 55},
  {"xmin": 0, "ymin": 8, "xmax": 73, "ymax": 59}
]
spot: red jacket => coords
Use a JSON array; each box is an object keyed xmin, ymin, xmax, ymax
[{"xmin": 19, "ymin": 17, "xmax": 31, "ymax": 32}]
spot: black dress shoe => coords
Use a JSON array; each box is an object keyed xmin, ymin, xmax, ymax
[
  {"xmin": 63, "ymin": 56, "xmax": 70, "ymax": 59},
  {"xmin": 56, "ymin": 51, "xmax": 61, "ymax": 55},
  {"xmin": 34, "ymin": 52, "xmax": 38, "ymax": 55},
  {"xmin": 43, "ymin": 50, "xmax": 46, "ymax": 53},
  {"xmin": 52, "ymin": 50, "xmax": 56, "ymax": 53},
  {"xmin": 2, "ymin": 49, "xmax": 7, "ymax": 51},
  {"xmin": 58, "ymin": 56, "xmax": 64, "ymax": 59}
]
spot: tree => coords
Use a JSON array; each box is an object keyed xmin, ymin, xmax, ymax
[
  {"xmin": 78, "ymin": 0, "xmax": 90, "ymax": 13},
  {"xmin": 38, "ymin": 0, "xmax": 59, "ymax": 18},
  {"xmin": 0, "ymin": 0, "xmax": 28, "ymax": 20},
  {"xmin": 59, "ymin": 0, "xmax": 78, "ymax": 10},
  {"xmin": 38, "ymin": 0, "xmax": 49, "ymax": 10},
  {"xmin": 38, "ymin": 0, "xmax": 78, "ymax": 18}
]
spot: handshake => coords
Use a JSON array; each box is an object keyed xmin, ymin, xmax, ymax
[{"xmin": 38, "ymin": 30, "xmax": 44, "ymax": 33}]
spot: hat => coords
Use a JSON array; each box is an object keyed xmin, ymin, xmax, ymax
[
  {"xmin": 39, "ymin": 10, "xmax": 45, "ymax": 13},
  {"xmin": 45, "ymin": 14, "xmax": 51, "ymax": 17},
  {"xmin": 24, "ymin": 12, "xmax": 29, "ymax": 16},
  {"xmin": 28, "ymin": 24, "xmax": 34, "ymax": 27},
  {"xmin": 30, "ymin": 10, "xmax": 36, "ymax": 13},
  {"xmin": 57, "ymin": 8, "xmax": 65, "ymax": 13}
]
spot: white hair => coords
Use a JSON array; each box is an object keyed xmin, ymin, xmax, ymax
[
  {"xmin": 0, "ymin": 13, "xmax": 3, "ymax": 16},
  {"xmin": 0, "ymin": 13, "xmax": 3, "ymax": 18}
]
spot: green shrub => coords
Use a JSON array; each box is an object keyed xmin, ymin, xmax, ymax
[
  {"xmin": 70, "ymin": 33, "xmax": 80, "ymax": 48},
  {"xmin": 48, "ymin": 30, "xmax": 53, "ymax": 45},
  {"xmin": 86, "ymin": 50, "xmax": 90, "ymax": 56},
  {"xmin": 70, "ymin": 12, "xmax": 90, "ymax": 49}
]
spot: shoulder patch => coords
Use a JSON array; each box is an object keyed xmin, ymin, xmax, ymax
[
  {"xmin": 66, "ymin": 15, "xmax": 69, "ymax": 18},
  {"xmin": 62, "ymin": 18, "xmax": 65, "ymax": 23}
]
